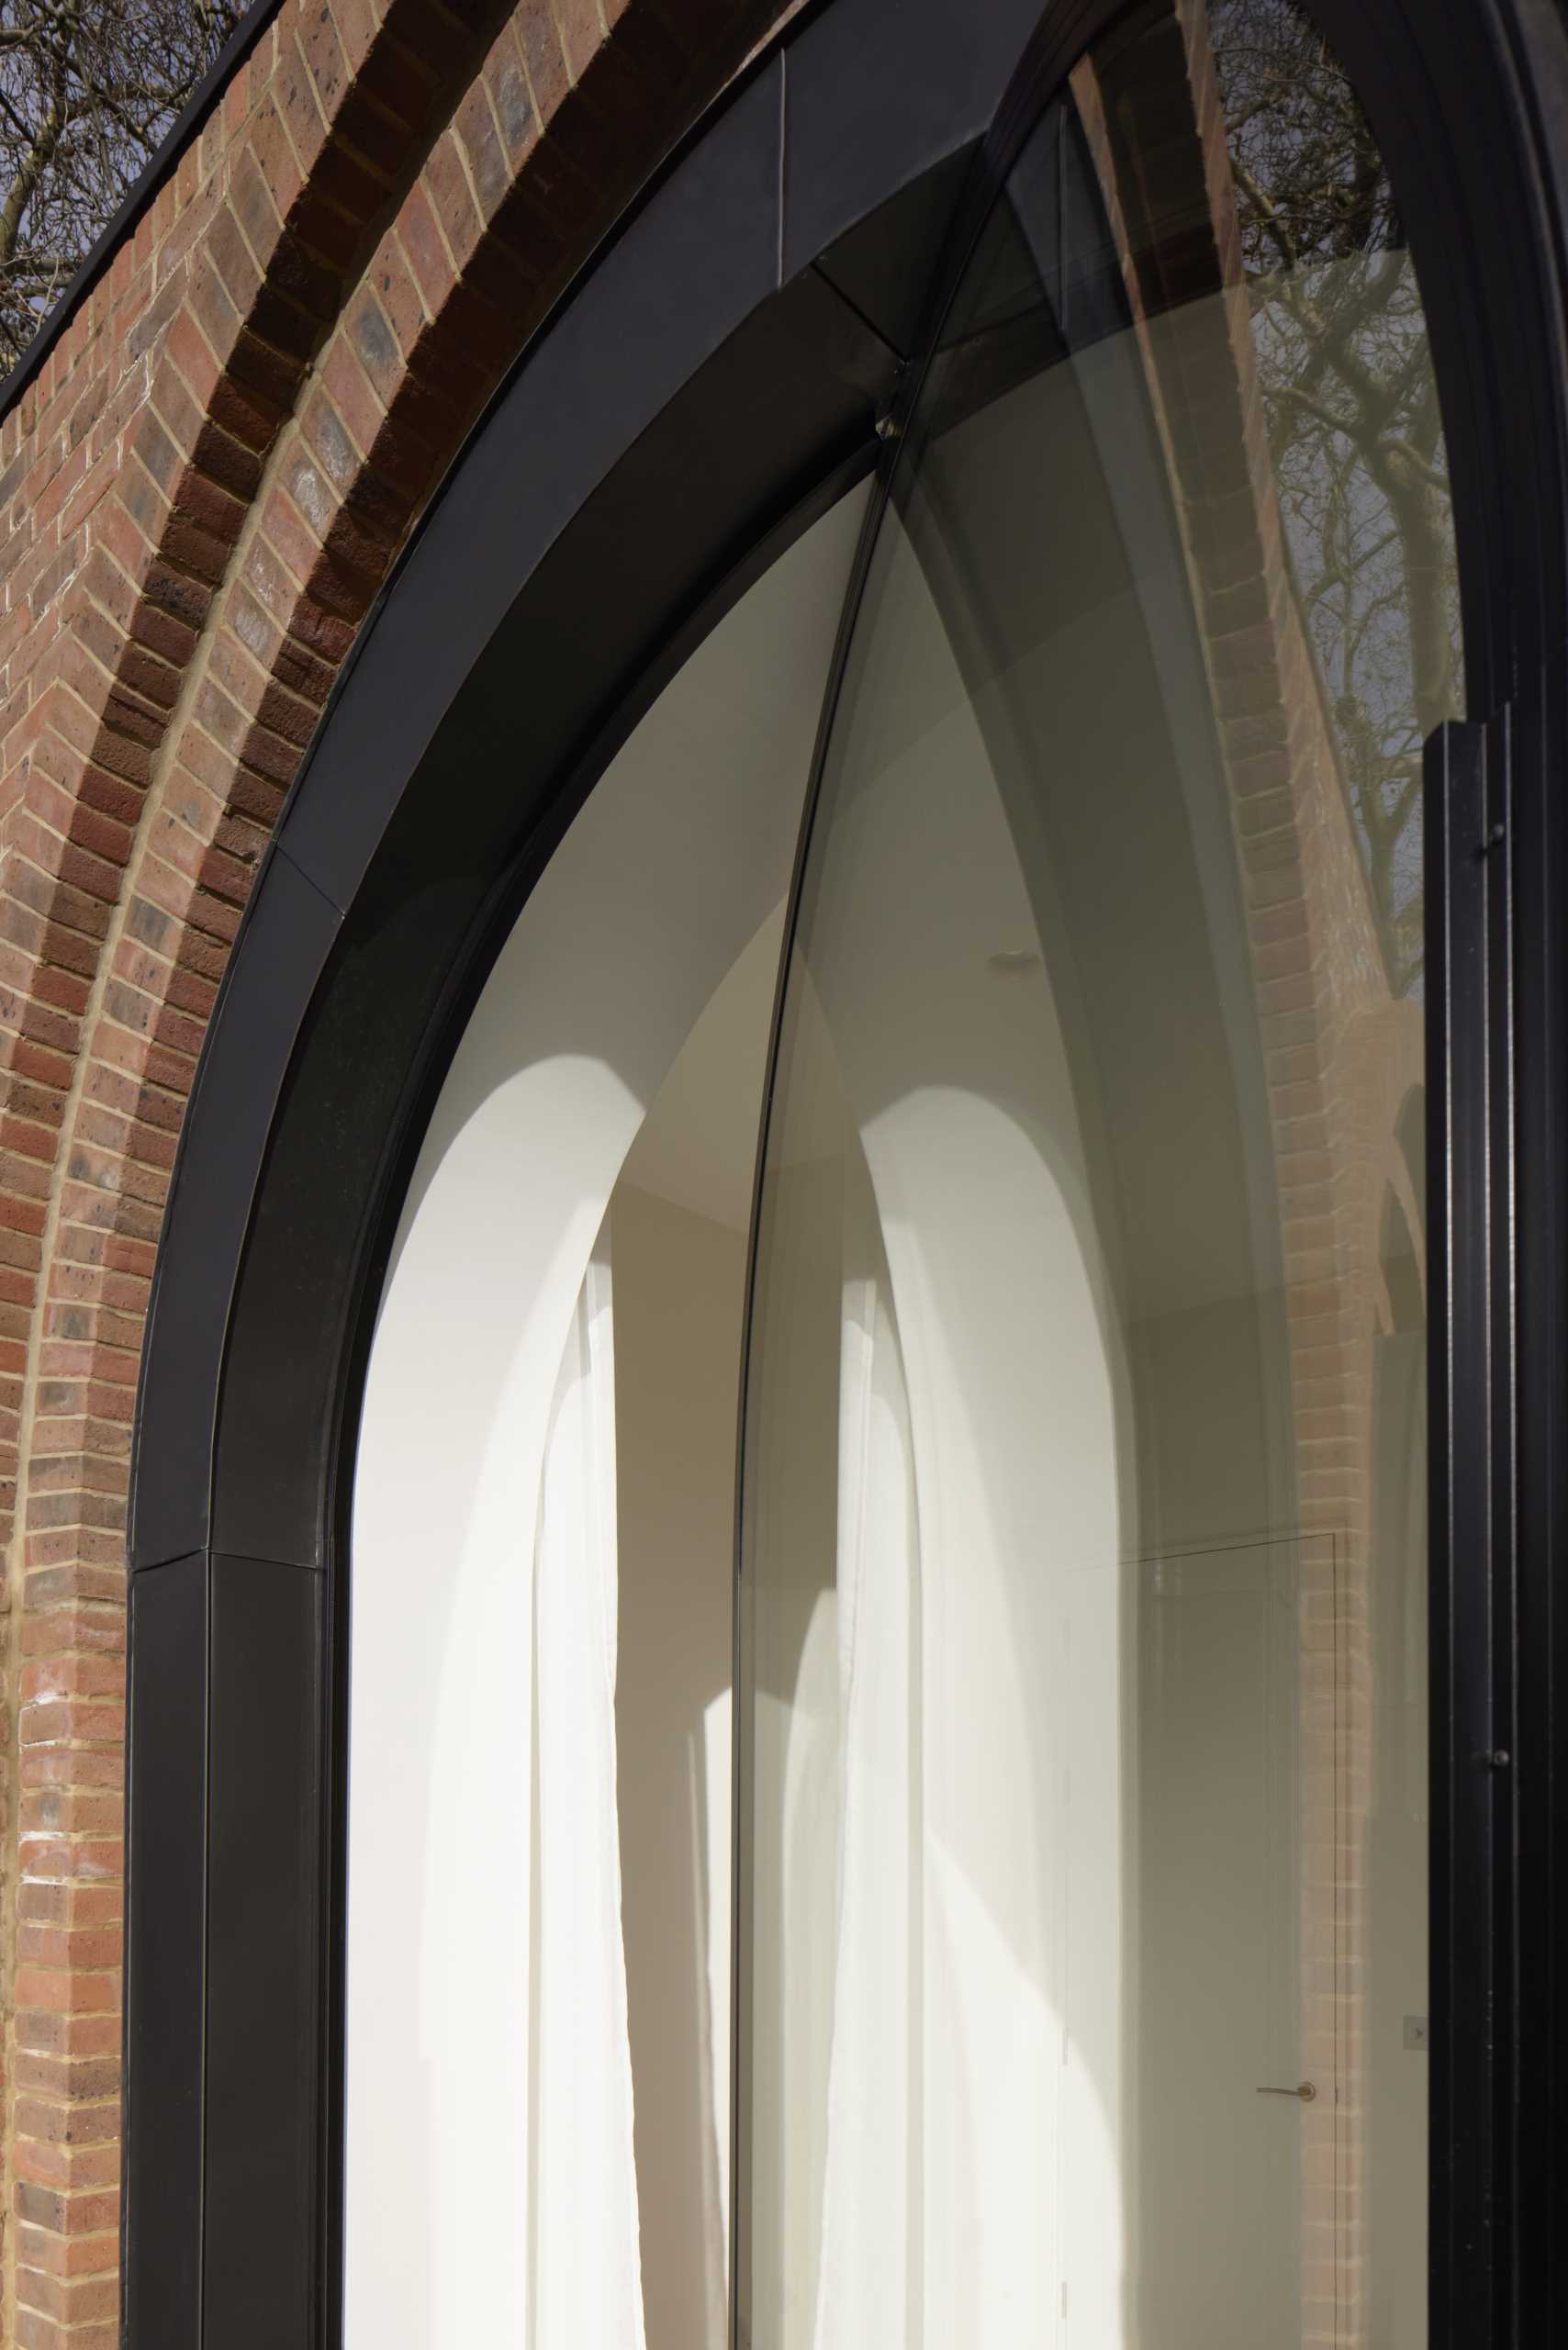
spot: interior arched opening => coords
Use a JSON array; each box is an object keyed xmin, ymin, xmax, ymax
[{"xmin": 345, "ymin": 488, "xmax": 868, "ymax": 2348}]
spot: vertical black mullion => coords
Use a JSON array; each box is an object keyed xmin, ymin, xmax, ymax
[
  {"xmin": 122, "ymin": 1553, "xmax": 209, "ymax": 2350},
  {"xmin": 727, "ymin": 440, "xmax": 901, "ymax": 2350},
  {"xmin": 319, "ymin": 1506, "xmax": 351, "ymax": 2350},
  {"xmin": 1426, "ymin": 714, "xmax": 1499, "ymax": 2350},
  {"xmin": 1505, "ymin": 666, "xmax": 1562, "ymax": 2344},
  {"xmin": 1484, "ymin": 705, "xmax": 1519, "ymax": 2350},
  {"xmin": 201, "ymin": 1556, "xmax": 325, "ymax": 2348}
]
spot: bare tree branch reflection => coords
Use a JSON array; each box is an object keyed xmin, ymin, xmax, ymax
[{"xmin": 1213, "ymin": 0, "xmax": 1462, "ymax": 994}]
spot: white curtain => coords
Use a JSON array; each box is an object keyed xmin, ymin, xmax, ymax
[
  {"xmin": 800, "ymin": 1092, "xmax": 1125, "ymax": 2348},
  {"xmin": 528, "ymin": 1232, "xmax": 647, "ymax": 2349},
  {"xmin": 812, "ymin": 1176, "xmax": 923, "ymax": 2348}
]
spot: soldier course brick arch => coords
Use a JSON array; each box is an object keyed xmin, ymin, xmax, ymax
[{"xmin": 0, "ymin": 3, "xmax": 788, "ymax": 2337}]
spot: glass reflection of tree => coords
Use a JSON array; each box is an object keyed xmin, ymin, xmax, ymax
[{"xmin": 1212, "ymin": 0, "xmax": 1462, "ymax": 995}]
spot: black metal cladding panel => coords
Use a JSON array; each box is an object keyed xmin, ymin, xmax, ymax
[
  {"xmin": 1507, "ymin": 663, "xmax": 1568, "ymax": 2337},
  {"xmin": 209, "ymin": 278, "xmax": 898, "ymax": 1571},
  {"xmin": 122, "ymin": 1555, "xmax": 207, "ymax": 2347},
  {"xmin": 275, "ymin": 56, "xmax": 786, "ymax": 916},
  {"xmin": 129, "ymin": 856, "xmax": 341, "ymax": 1572},
  {"xmin": 780, "ymin": 0, "xmax": 1043, "ymax": 282},
  {"xmin": 815, "ymin": 145, "xmax": 978, "ymax": 357},
  {"xmin": 207, "ymin": 845, "xmax": 491, "ymax": 1567},
  {"xmin": 357, "ymin": 273, "xmax": 890, "ymax": 927},
  {"xmin": 202, "ymin": 1556, "xmax": 324, "ymax": 2350}
]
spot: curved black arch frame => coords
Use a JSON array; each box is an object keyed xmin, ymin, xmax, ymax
[{"xmin": 120, "ymin": 0, "xmax": 1568, "ymax": 2344}]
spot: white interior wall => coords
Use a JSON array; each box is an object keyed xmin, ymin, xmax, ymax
[
  {"xmin": 837, "ymin": 548, "xmax": 1126, "ymax": 2350},
  {"xmin": 343, "ymin": 487, "xmax": 866, "ymax": 2350},
  {"xmin": 610, "ymin": 911, "xmax": 785, "ymax": 2350},
  {"xmin": 610, "ymin": 1182, "xmax": 742, "ymax": 2350}
]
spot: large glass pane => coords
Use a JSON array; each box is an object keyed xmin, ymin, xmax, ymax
[
  {"xmin": 735, "ymin": 6, "xmax": 1456, "ymax": 2345},
  {"xmin": 345, "ymin": 490, "xmax": 868, "ymax": 2349}
]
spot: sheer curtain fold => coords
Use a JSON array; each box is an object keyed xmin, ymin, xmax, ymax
[
  {"xmin": 812, "ymin": 1169, "xmax": 923, "ymax": 2349},
  {"xmin": 529, "ymin": 1229, "xmax": 648, "ymax": 2350}
]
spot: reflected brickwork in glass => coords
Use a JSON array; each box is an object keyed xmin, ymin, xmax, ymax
[{"xmin": 735, "ymin": 6, "xmax": 1451, "ymax": 2344}]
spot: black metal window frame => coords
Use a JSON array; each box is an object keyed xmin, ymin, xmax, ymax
[{"xmin": 121, "ymin": 0, "xmax": 1568, "ymax": 2344}]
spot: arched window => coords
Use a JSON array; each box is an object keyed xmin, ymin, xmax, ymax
[{"xmin": 121, "ymin": 0, "xmax": 1568, "ymax": 2344}]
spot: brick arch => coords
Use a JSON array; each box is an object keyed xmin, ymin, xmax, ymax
[{"xmin": 0, "ymin": 0, "xmax": 783, "ymax": 2334}]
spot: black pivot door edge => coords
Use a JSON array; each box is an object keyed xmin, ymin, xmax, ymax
[
  {"xmin": 1427, "ymin": 710, "xmax": 1513, "ymax": 2348},
  {"xmin": 118, "ymin": 0, "xmax": 1568, "ymax": 2344}
]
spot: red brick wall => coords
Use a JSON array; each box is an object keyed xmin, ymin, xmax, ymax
[{"xmin": 0, "ymin": 3, "xmax": 783, "ymax": 2339}]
